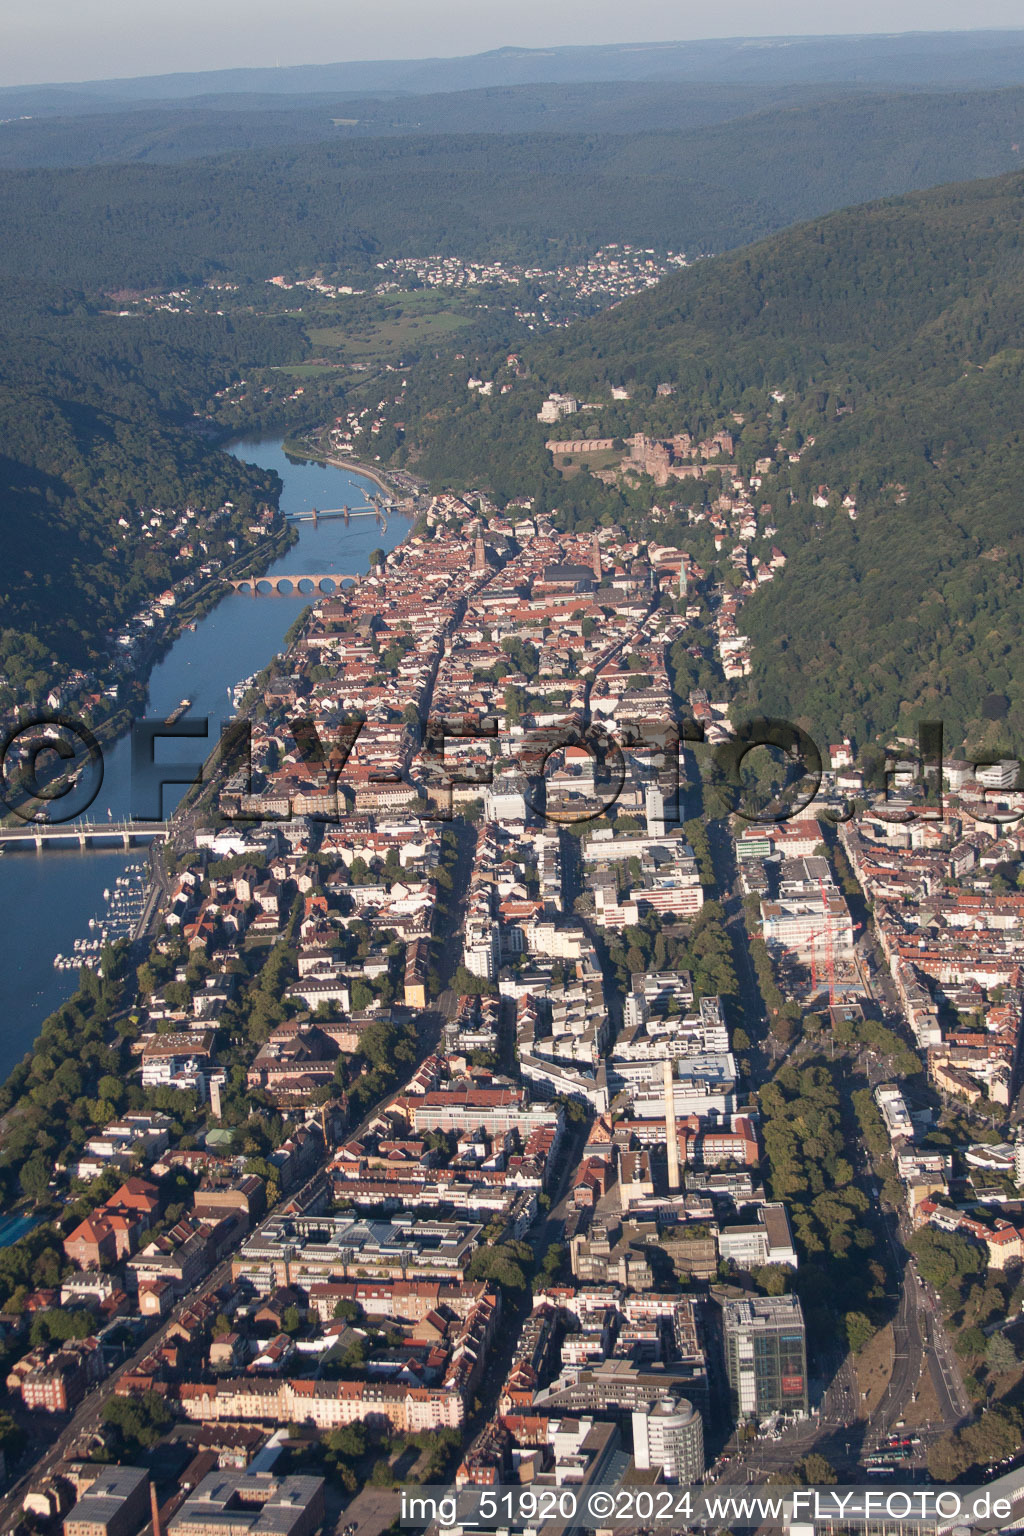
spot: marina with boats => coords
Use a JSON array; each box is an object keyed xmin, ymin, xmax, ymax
[{"xmin": 51, "ymin": 863, "xmax": 149, "ymax": 971}]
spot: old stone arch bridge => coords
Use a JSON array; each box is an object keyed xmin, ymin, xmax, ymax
[{"xmin": 227, "ymin": 573, "xmax": 362, "ymax": 596}]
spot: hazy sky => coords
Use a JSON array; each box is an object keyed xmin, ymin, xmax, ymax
[{"xmin": 5, "ymin": 0, "xmax": 1024, "ymax": 88}]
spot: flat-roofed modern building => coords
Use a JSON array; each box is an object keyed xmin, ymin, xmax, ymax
[
  {"xmin": 232, "ymin": 1214, "xmax": 482, "ymax": 1290},
  {"xmin": 717, "ymin": 1203, "xmax": 798, "ymax": 1270},
  {"xmin": 534, "ymin": 1356, "xmax": 708, "ymax": 1417},
  {"xmin": 722, "ymin": 1295, "xmax": 808, "ymax": 1421},
  {"xmin": 168, "ymin": 1472, "xmax": 325, "ymax": 1536}
]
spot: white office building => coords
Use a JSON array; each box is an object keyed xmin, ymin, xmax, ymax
[{"xmin": 632, "ymin": 1397, "xmax": 704, "ymax": 1482}]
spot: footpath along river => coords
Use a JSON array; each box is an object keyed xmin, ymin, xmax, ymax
[{"xmin": 0, "ymin": 438, "xmax": 409, "ymax": 1078}]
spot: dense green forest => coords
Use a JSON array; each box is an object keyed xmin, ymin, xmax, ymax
[
  {"xmin": 0, "ymin": 81, "xmax": 836, "ymax": 169},
  {"xmin": 2, "ymin": 89, "xmax": 1024, "ymax": 289},
  {"xmin": 0, "ymin": 278, "xmax": 307, "ymax": 679},
  {"xmin": 390, "ymin": 169, "xmax": 1024, "ymax": 752}
]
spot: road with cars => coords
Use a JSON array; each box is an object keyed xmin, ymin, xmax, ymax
[{"xmin": 698, "ymin": 811, "xmax": 975, "ymax": 1485}]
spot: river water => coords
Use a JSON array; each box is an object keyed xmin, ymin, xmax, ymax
[{"xmin": 0, "ymin": 439, "xmax": 407, "ymax": 1078}]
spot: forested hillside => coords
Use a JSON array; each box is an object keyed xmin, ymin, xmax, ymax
[
  {"xmin": 1, "ymin": 89, "xmax": 1024, "ymax": 288},
  {"xmin": 0, "ymin": 80, "xmax": 825, "ymax": 169},
  {"xmin": 393, "ymin": 170, "xmax": 1024, "ymax": 751},
  {"xmin": 0, "ymin": 280, "xmax": 306, "ymax": 684}
]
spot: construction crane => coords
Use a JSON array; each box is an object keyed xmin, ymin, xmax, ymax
[{"xmin": 776, "ymin": 920, "xmax": 837, "ymax": 1008}]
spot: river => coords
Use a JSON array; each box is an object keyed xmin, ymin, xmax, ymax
[{"xmin": 0, "ymin": 439, "xmax": 409, "ymax": 1078}]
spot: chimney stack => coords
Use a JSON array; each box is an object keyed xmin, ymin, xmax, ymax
[
  {"xmin": 150, "ymin": 1481, "xmax": 163, "ymax": 1536},
  {"xmin": 664, "ymin": 1057, "xmax": 680, "ymax": 1192}
]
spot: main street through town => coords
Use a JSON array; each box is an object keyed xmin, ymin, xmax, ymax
[{"xmin": 702, "ymin": 810, "xmax": 969, "ymax": 1479}]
